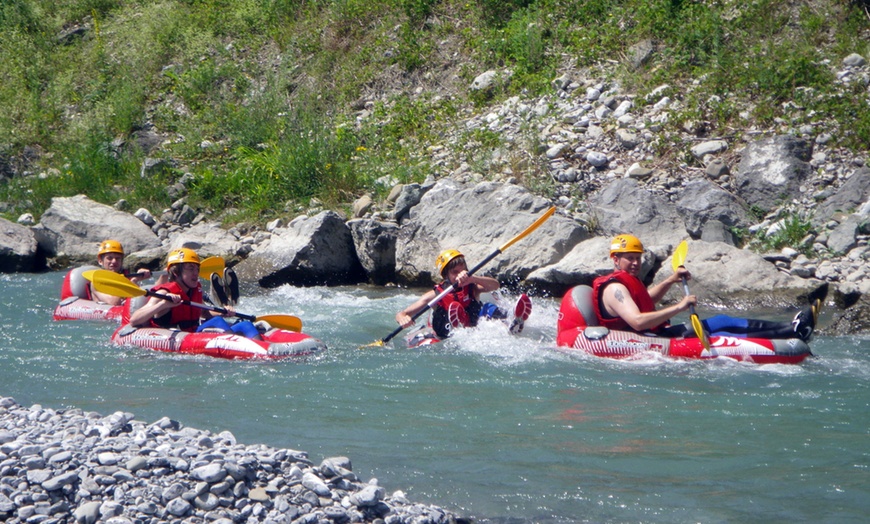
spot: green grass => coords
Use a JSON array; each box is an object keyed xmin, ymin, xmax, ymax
[
  {"xmin": 1, "ymin": 0, "xmax": 869, "ymax": 240},
  {"xmin": 749, "ymin": 213, "xmax": 815, "ymax": 256}
]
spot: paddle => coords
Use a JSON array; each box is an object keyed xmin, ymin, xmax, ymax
[
  {"xmin": 364, "ymin": 206, "xmax": 557, "ymax": 348},
  {"xmin": 90, "ymin": 269, "xmax": 303, "ymax": 332},
  {"xmin": 671, "ymin": 240, "xmax": 714, "ymax": 354},
  {"xmin": 82, "ymin": 256, "xmax": 226, "ymax": 283}
]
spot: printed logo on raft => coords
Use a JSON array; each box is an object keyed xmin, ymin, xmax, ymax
[{"xmin": 605, "ymin": 339, "xmax": 664, "ymax": 353}]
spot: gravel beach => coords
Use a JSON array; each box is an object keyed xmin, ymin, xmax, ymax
[{"xmin": 0, "ymin": 397, "xmax": 468, "ymax": 524}]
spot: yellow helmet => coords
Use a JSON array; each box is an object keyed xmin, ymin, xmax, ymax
[
  {"xmin": 166, "ymin": 248, "xmax": 201, "ymax": 269},
  {"xmin": 609, "ymin": 234, "xmax": 644, "ymax": 255},
  {"xmin": 98, "ymin": 240, "xmax": 124, "ymax": 256},
  {"xmin": 435, "ymin": 249, "xmax": 464, "ymax": 276}
]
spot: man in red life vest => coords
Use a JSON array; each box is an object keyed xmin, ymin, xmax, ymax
[
  {"xmin": 592, "ymin": 234, "xmax": 826, "ymax": 341},
  {"xmin": 592, "ymin": 234, "xmax": 693, "ymax": 334},
  {"xmin": 89, "ymin": 240, "xmax": 152, "ymax": 306}
]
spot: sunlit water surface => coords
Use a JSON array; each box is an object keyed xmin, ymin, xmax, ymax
[{"xmin": 2, "ymin": 272, "xmax": 868, "ymax": 523}]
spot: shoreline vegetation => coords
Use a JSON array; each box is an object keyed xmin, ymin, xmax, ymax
[{"xmin": 2, "ymin": 1, "xmax": 869, "ymax": 239}]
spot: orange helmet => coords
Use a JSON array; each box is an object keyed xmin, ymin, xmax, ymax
[
  {"xmin": 609, "ymin": 234, "xmax": 644, "ymax": 255},
  {"xmin": 98, "ymin": 240, "xmax": 124, "ymax": 256},
  {"xmin": 435, "ymin": 249, "xmax": 464, "ymax": 276},
  {"xmin": 166, "ymin": 248, "xmax": 201, "ymax": 269}
]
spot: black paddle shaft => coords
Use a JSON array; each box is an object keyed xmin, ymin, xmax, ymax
[{"xmin": 145, "ymin": 290, "xmax": 257, "ymax": 322}]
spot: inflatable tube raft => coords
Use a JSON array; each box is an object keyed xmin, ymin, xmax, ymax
[
  {"xmin": 556, "ymin": 286, "xmax": 812, "ymax": 364},
  {"xmin": 110, "ymin": 294, "xmax": 326, "ymax": 360},
  {"xmin": 53, "ymin": 266, "xmax": 123, "ymax": 322},
  {"xmin": 110, "ymin": 324, "xmax": 326, "ymax": 360}
]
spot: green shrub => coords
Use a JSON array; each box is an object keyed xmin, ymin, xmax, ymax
[{"xmin": 753, "ymin": 214, "xmax": 813, "ymax": 254}]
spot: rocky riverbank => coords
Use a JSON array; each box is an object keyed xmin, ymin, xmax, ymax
[
  {"xmin": 1, "ymin": 54, "xmax": 869, "ymax": 334},
  {"xmin": 0, "ymin": 397, "xmax": 467, "ymax": 524}
]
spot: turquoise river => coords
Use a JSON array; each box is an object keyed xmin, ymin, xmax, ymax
[{"xmin": 1, "ymin": 271, "xmax": 868, "ymax": 523}]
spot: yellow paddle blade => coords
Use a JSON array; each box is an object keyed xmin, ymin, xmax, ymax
[
  {"xmin": 198, "ymin": 256, "xmax": 225, "ymax": 278},
  {"xmin": 499, "ymin": 206, "xmax": 556, "ymax": 252},
  {"xmin": 359, "ymin": 340, "xmax": 387, "ymax": 349},
  {"xmin": 256, "ymin": 314, "xmax": 303, "ymax": 332},
  {"xmin": 81, "ymin": 269, "xmax": 97, "ymax": 282},
  {"xmin": 91, "ymin": 269, "xmax": 147, "ymax": 298},
  {"xmin": 690, "ymin": 313, "xmax": 712, "ymax": 352},
  {"xmin": 671, "ymin": 240, "xmax": 688, "ymax": 271}
]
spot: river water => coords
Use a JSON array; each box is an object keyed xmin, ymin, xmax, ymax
[{"xmin": 2, "ymin": 271, "xmax": 868, "ymax": 523}]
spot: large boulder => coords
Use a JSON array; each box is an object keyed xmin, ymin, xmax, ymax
[
  {"xmin": 394, "ymin": 180, "xmax": 586, "ymax": 287},
  {"xmin": 675, "ymin": 179, "xmax": 751, "ymax": 244},
  {"xmin": 734, "ymin": 135, "xmax": 813, "ymax": 212},
  {"xmin": 812, "ymin": 166, "xmax": 870, "ymax": 226},
  {"xmin": 348, "ymin": 219, "xmax": 398, "ymax": 286},
  {"xmin": 527, "ymin": 236, "xmax": 665, "ymax": 296},
  {"xmin": 587, "ymin": 178, "xmax": 687, "ymax": 247},
  {"xmin": 654, "ymin": 240, "xmax": 824, "ymax": 309},
  {"xmin": 0, "ymin": 217, "xmax": 41, "ymax": 272},
  {"xmin": 234, "ymin": 211, "xmax": 366, "ymax": 287},
  {"xmin": 32, "ymin": 195, "xmax": 161, "ymax": 266},
  {"xmin": 827, "ymin": 285, "xmax": 870, "ymax": 335},
  {"xmin": 166, "ymin": 223, "xmax": 241, "ymax": 259}
]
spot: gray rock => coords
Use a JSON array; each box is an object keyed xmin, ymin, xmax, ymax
[
  {"xmin": 41, "ymin": 471, "xmax": 79, "ymax": 491},
  {"xmin": 348, "ymin": 219, "xmax": 398, "ymax": 285},
  {"xmin": 394, "ymin": 181, "xmax": 584, "ymax": 287},
  {"xmin": 656, "ymin": 241, "xmax": 823, "ymax": 308},
  {"xmin": 588, "ymin": 178, "xmax": 687, "ymax": 247},
  {"xmin": 237, "ymin": 211, "xmax": 366, "ymax": 287},
  {"xmin": 190, "ymin": 463, "xmax": 227, "ymax": 483},
  {"xmin": 827, "ymin": 215, "xmax": 862, "ymax": 255},
  {"xmin": 301, "ymin": 471, "xmax": 332, "ymax": 497},
  {"xmin": 73, "ymin": 501, "xmax": 101, "ymax": 524},
  {"xmin": 586, "ymin": 151, "xmax": 608, "ymax": 167},
  {"xmin": 393, "ymin": 183, "xmax": 427, "ymax": 222},
  {"xmin": 813, "ymin": 167, "xmax": 870, "ymax": 226},
  {"xmin": 676, "ymin": 180, "xmax": 751, "ymax": 240},
  {"xmin": 165, "ymin": 497, "xmax": 191, "ymax": 517},
  {"xmin": 352, "ymin": 194, "xmax": 373, "ymax": 218},
  {"xmin": 32, "ymin": 195, "xmax": 160, "ymax": 265},
  {"xmin": 734, "ymin": 135, "xmax": 813, "ymax": 212},
  {"xmin": 627, "ymin": 39, "xmax": 655, "ymax": 70},
  {"xmin": 0, "ymin": 217, "xmax": 40, "ymax": 272},
  {"xmin": 690, "ymin": 140, "xmax": 728, "ymax": 159},
  {"xmin": 843, "ymin": 53, "xmax": 866, "ymax": 67},
  {"xmin": 471, "ymin": 70, "xmax": 498, "ymax": 91}
]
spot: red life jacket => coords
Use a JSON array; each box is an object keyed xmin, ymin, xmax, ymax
[
  {"xmin": 592, "ymin": 270, "xmax": 666, "ymax": 333},
  {"xmin": 149, "ymin": 281, "xmax": 203, "ymax": 332},
  {"xmin": 434, "ymin": 282, "xmax": 475, "ymax": 314},
  {"xmin": 431, "ymin": 282, "xmax": 482, "ymax": 337}
]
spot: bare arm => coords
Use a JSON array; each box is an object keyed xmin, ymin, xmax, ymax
[
  {"xmin": 90, "ymin": 283, "xmax": 124, "ymax": 306},
  {"xmin": 602, "ymin": 282, "xmax": 696, "ymax": 332},
  {"xmin": 647, "ymin": 267, "xmax": 690, "ymax": 304},
  {"xmin": 453, "ymin": 271, "xmax": 500, "ymax": 297},
  {"xmin": 128, "ymin": 268, "xmax": 152, "ymax": 285},
  {"xmin": 129, "ymin": 291, "xmax": 180, "ymax": 328},
  {"xmin": 396, "ymin": 289, "xmax": 438, "ymax": 328}
]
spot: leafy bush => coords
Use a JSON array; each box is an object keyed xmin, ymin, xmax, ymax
[{"xmin": 752, "ymin": 214, "xmax": 814, "ymax": 254}]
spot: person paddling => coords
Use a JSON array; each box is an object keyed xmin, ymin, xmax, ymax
[
  {"xmin": 396, "ymin": 249, "xmax": 531, "ymax": 338},
  {"xmin": 129, "ymin": 248, "xmax": 261, "ymax": 339},
  {"xmin": 89, "ymin": 240, "xmax": 153, "ymax": 306},
  {"xmin": 594, "ymin": 234, "xmax": 827, "ymax": 342}
]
